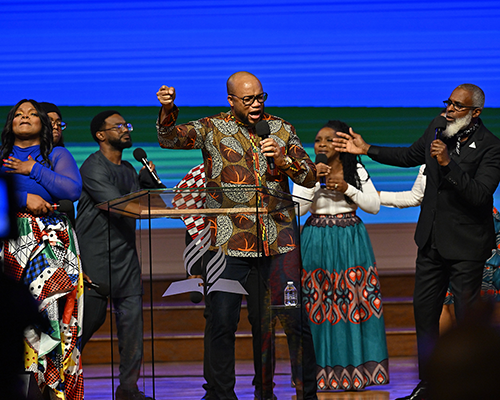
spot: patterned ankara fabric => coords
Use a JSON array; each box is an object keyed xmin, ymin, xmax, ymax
[
  {"xmin": 1, "ymin": 211, "xmax": 84, "ymax": 400},
  {"xmin": 172, "ymin": 163, "xmax": 206, "ymax": 239},
  {"xmin": 301, "ymin": 214, "xmax": 389, "ymax": 391},
  {"xmin": 157, "ymin": 107, "xmax": 317, "ymax": 257},
  {"xmin": 444, "ymin": 207, "xmax": 500, "ymax": 304}
]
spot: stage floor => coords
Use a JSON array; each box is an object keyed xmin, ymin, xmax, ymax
[{"xmin": 82, "ymin": 357, "xmax": 420, "ymax": 400}]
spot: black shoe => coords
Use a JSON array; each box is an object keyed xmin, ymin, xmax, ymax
[
  {"xmin": 201, "ymin": 391, "xmax": 217, "ymax": 400},
  {"xmin": 116, "ymin": 386, "xmax": 154, "ymax": 400},
  {"xmin": 395, "ymin": 381, "xmax": 428, "ymax": 400}
]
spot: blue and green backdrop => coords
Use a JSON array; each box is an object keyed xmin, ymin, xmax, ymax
[{"xmin": 1, "ymin": 1, "xmax": 499, "ymax": 227}]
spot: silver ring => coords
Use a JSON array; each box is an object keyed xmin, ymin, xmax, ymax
[{"xmin": 334, "ymin": 183, "xmax": 338, "ymax": 189}]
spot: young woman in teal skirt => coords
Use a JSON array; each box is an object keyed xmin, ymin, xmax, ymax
[{"xmin": 293, "ymin": 120, "xmax": 389, "ymax": 391}]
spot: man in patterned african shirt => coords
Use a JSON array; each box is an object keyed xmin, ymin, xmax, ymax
[{"xmin": 156, "ymin": 71, "xmax": 318, "ymax": 400}]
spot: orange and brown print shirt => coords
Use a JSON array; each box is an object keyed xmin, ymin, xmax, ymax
[{"xmin": 157, "ymin": 106, "xmax": 317, "ymax": 257}]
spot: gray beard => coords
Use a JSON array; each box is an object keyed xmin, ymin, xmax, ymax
[{"xmin": 442, "ymin": 112, "xmax": 473, "ymax": 138}]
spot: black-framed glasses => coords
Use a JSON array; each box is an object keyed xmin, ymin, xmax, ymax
[
  {"xmin": 229, "ymin": 92, "xmax": 268, "ymax": 106},
  {"xmin": 443, "ymin": 99, "xmax": 477, "ymax": 112},
  {"xmin": 101, "ymin": 122, "xmax": 134, "ymax": 132}
]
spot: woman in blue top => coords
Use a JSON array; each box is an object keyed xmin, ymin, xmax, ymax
[
  {"xmin": 0, "ymin": 99, "xmax": 84, "ymax": 400},
  {"xmin": 1, "ymin": 100, "xmax": 81, "ymax": 212}
]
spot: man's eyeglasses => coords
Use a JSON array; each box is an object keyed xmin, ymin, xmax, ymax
[
  {"xmin": 51, "ymin": 121, "xmax": 67, "ymax": 131},
  {"xmin": 101, "ymin": 123, "xmax": 134, "ymax": 132},
  {"xmin": 229, "ymin": 92, "xmax": 268, "ymax": 106},
  {"xmin": 443, "ymin": 100, "xmax": 477, "ymax": 112}
]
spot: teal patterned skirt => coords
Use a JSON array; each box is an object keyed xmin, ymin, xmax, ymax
[
  {"xmin": 444, "ymin": 207, "xmax": 500, "ymax": 305},
  {"xmin": 301, "ymin": 213, "xmax": 389, "ymax": 390}
]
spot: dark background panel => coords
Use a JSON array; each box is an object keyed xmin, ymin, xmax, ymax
[{"xmin": 2, "ymin": 105, "xmax": 499, "ymax": 144}]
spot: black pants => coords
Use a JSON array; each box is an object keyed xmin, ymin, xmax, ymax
[
  {"xmin": 414, "ymin": 242, "xmax": 484, "ymax": 378},
  {"xmin": 202, "ymin": 267, "xmax": 261, "ymax": 399},
  {"xmin": 204, "ymin": 250, "xmax": 317, "ymax": 400},
  {"xmin": 82, "ymin": 291, "xmax": 144, "ymax": 389}
]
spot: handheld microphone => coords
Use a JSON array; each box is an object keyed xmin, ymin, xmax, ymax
[
  {"xmin": 133, "ymin": 148, "xmax": 165, "ymax": 188},
  {"xmin": 54, "ymin": 199, "xmax": 76, "ymax": 226},
  {"xmin": 189, "ymin": 255, "xmax": 203, "ymax": 304},
  {"xmin": 190, "ymin": 282, "xmax": 203, "ymax": 303},
  {"xmin": 84, "ymin": 280, "xmax": 110, "ymax": 297},
  {"xmin": 434, "ymin": 115, "xmax": 448, "ymax": 140},
  {"xmin": 56, "ymin": 199, "xmax": 74, "ymax": 214},
  {"xmin": 315, "ymin": 154, "xmax": 328, "ymax": 189},
  {"xmin": 255, "ymin": 120, "xmax": 275, "ymax": 170}
]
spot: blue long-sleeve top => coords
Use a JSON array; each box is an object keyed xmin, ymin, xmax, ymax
[{"xmin": 1, "ymin": 145, "xmax": 82, "ymax": 208}]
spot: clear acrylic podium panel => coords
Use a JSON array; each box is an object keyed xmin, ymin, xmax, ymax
[
  {"xmin": 96, "ymin": 186, "xmax": 311, "ymax": 399},
  {"xmin": 96, "ymin": 186, "xmax": 301, "ymax": 220}
]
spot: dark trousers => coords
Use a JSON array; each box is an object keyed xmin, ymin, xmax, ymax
[
  {"xmin": 205, "ymin": 267, "xmax": 280, "ymax": 397},
  {"xmin": 82, "ymin": 292, "xmax": 144, "ymax": 389},
  {"xmin": 202, "ymin": 267, "xmax": 261, "ymax": 399},
  {"xmin": 206, "ymin": 250, "xmax": 317, "ymax": 400},
  {"xmin": 414, "ymin": 242, "xmax": 484, "ymax": 378}
]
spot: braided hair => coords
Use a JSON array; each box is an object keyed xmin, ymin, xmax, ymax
[
  {"xmin": 322, "ymin": 120, "xmax": 369, "ymax": 203},
  {"xmin": 1, "ymin": 99, "xmax": 53, "ymax": 167}
]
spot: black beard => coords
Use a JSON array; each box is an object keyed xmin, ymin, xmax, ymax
[
  {"xmin": 109, "ymin": 137, "xmax": 132, "ymax": 150},
  {"xmin": 232, "ymin": 107, "xmax": 264, "ymax": 127}
]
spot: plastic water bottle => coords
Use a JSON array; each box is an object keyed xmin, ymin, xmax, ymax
[{"xmin": 284, "ymin": 281, "xmax": 298, "ymax": 307}]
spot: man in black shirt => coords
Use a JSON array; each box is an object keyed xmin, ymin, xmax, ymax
[{"xmin": 76, "ymin": 110, "xmax": 157, "ymax": 400}]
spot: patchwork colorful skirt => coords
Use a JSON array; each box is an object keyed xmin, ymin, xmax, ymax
[
  {"xmin": 301, "ymin": 213, "xmax": 389, "ymax": 390},
  {"xmin": 1, "ymin": 211, "xmax": 84, "ymax": 400}
]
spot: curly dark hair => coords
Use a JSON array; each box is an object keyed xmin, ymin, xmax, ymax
[
  {"xmin": 322, "ymin": 120, "xmax": 370, "ymax": 203},
  {"xmin": 1, "ymin": 99, "xmax": 53, "ymax": 167}
]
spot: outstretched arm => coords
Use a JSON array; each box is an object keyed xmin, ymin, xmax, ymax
[
  {"xmin": 379, "ymin": 165, "xmax": 426, "ymax": 208},
  {"xmin": 333, "ymin": 127, "xmax": 371, "ymax": 155}
]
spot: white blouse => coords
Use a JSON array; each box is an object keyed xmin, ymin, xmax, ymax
[
  {"xmin": 292, "ymin": 163, "xmax": 380, "ymax": 216},
  {"xmin": 379, "ymin": 165, "xmax": 426, "ymax": 208}
]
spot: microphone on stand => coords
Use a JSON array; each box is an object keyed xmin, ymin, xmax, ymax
[
  {"xmin": 434, "ymin": 115, "xmax": 448, "ymax": 140},
  {"xmin": 315, "ymin": 154, "xmax": 328, "ymax": 189},
  {"xmin": 133, "ymin": 148, "xmax": 165, "ymax": 188},
  {"xmin": 255, "ymin": 120, "xmax": 275, "ymax": 170}
]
